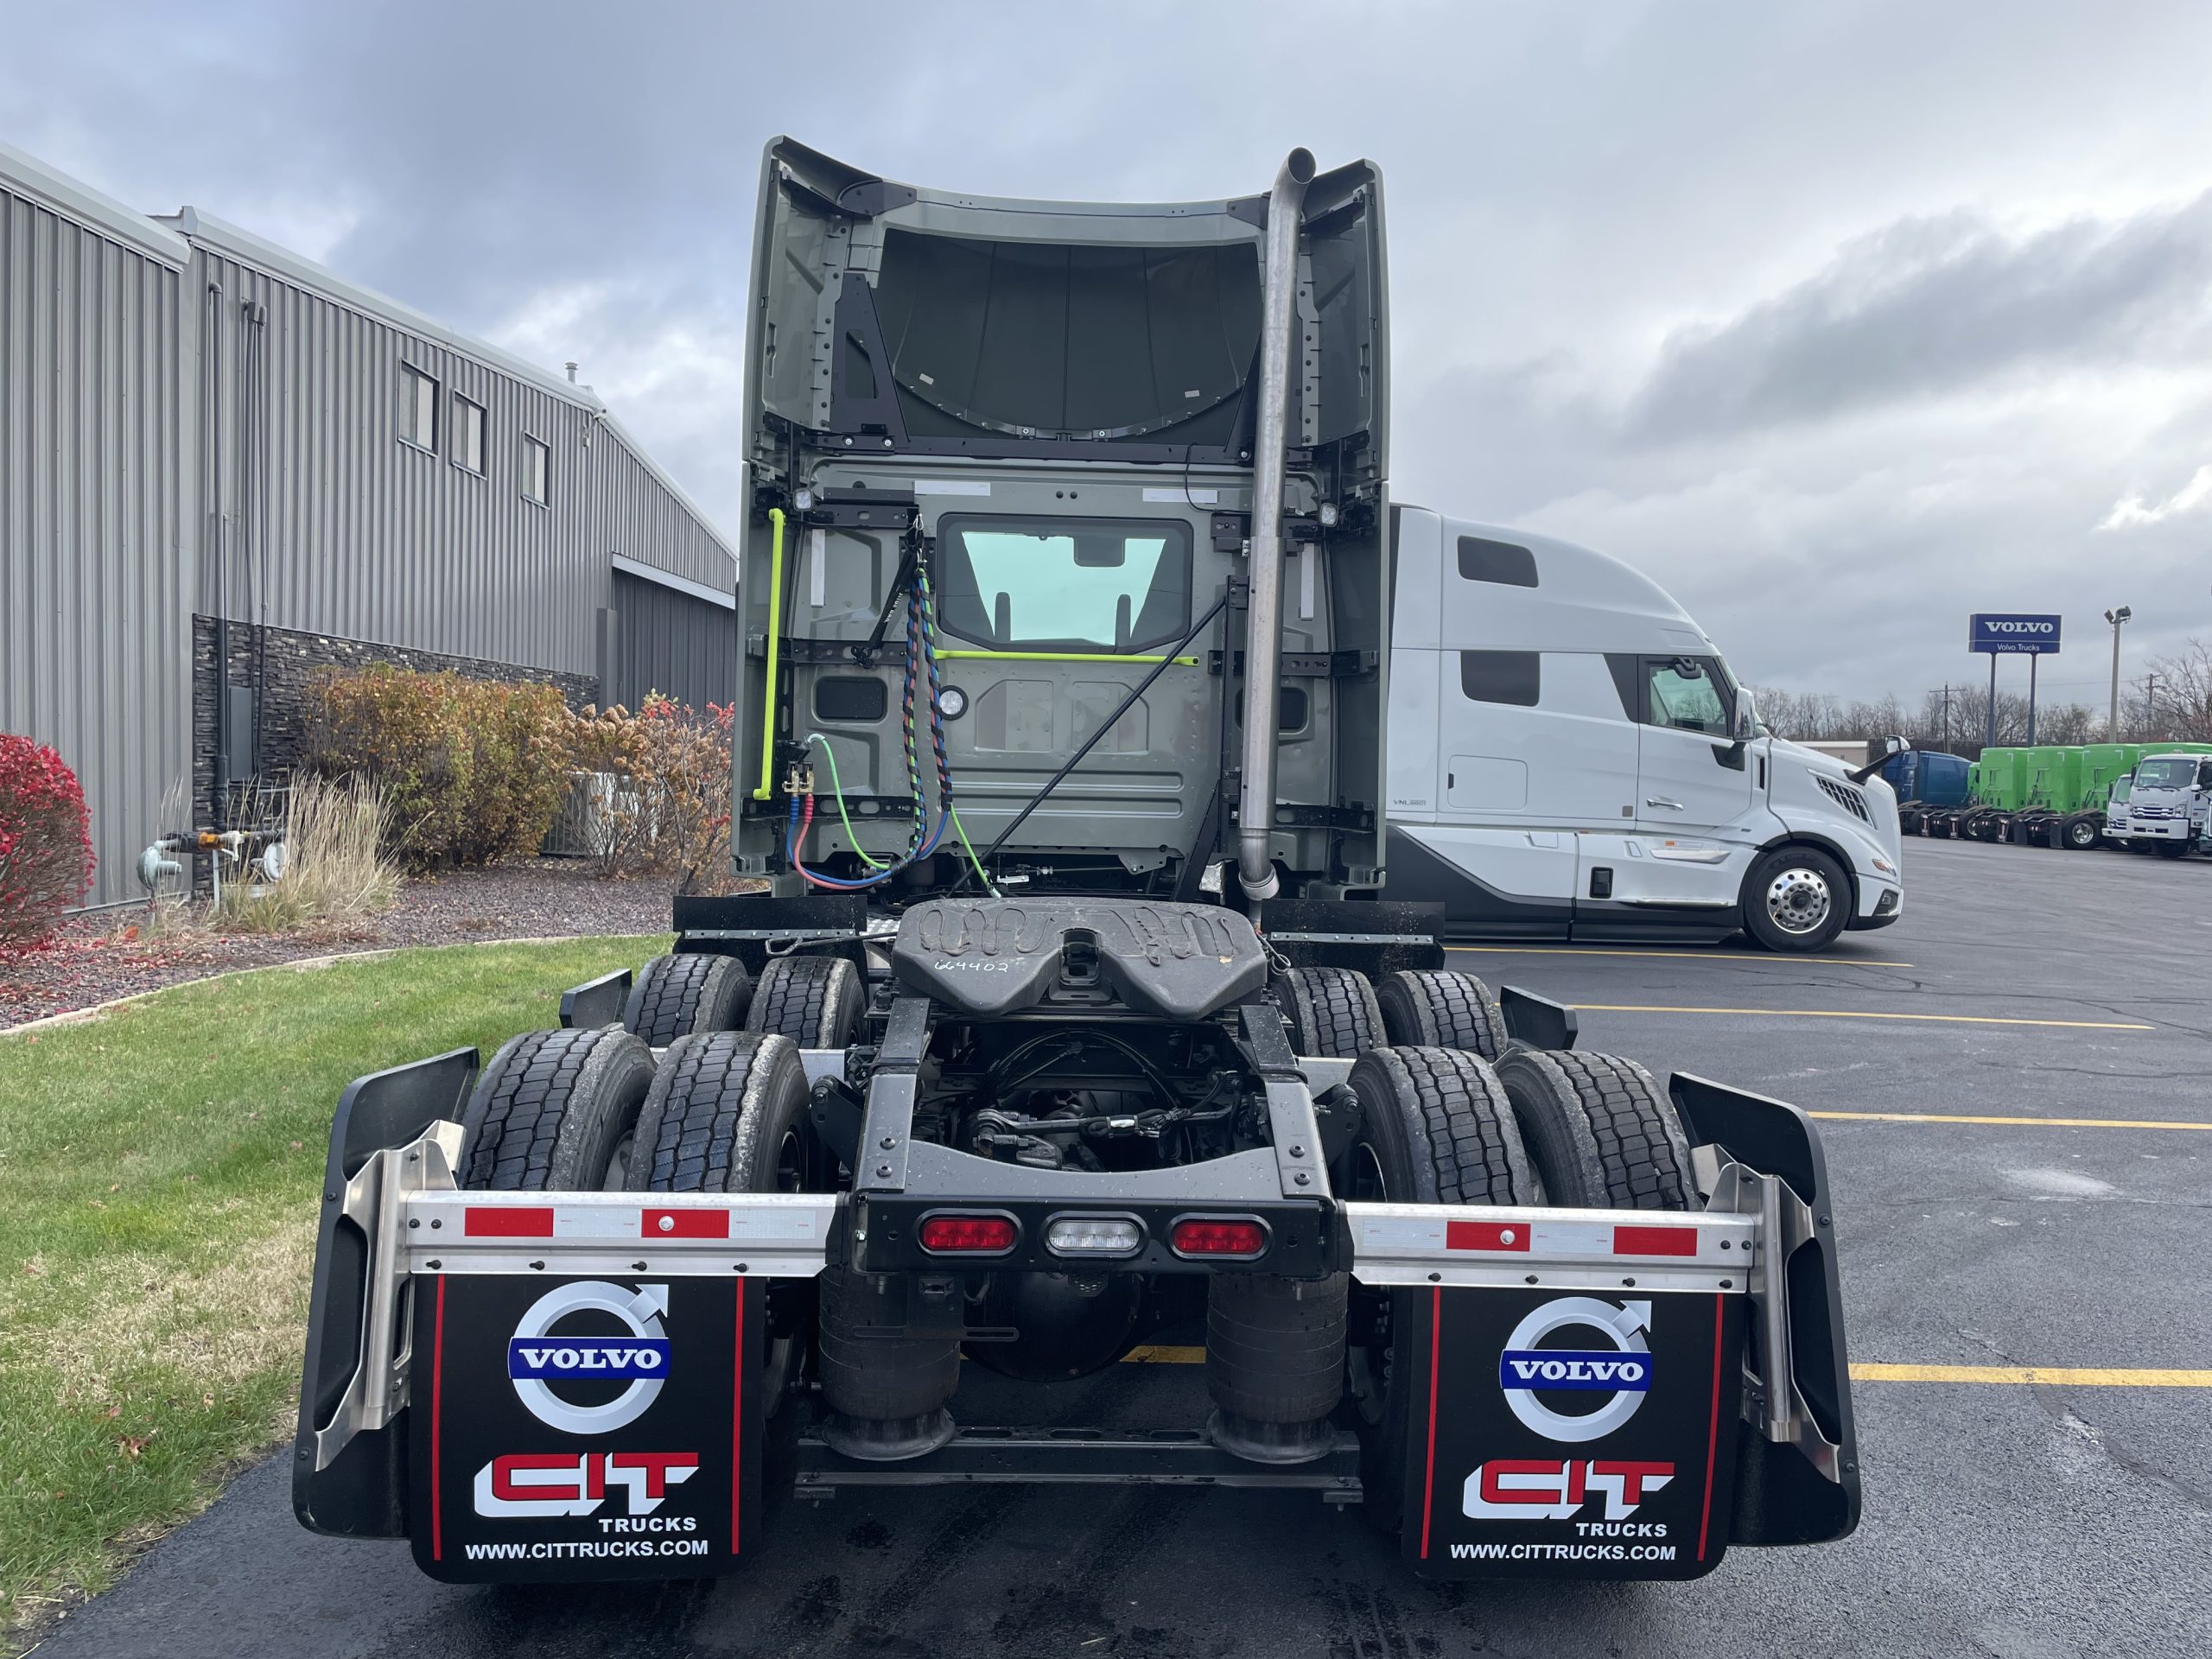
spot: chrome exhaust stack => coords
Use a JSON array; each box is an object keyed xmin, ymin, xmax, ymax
[{"xmin": 1235, "ymin": 147, "xmax": 1316, "ymax": 904}]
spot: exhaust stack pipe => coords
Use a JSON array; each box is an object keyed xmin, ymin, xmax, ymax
[{"xmin": 1236, "ymin": 147, "xmax": 1316, "ymax": 903}]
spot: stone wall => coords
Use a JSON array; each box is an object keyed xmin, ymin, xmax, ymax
[{"xmin": 190, "ymin": 618, "xmax": 597, "ymax": 825}]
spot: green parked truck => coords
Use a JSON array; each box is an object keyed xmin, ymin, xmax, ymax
[{"xmin": 1920, "ymin": 741, "xmax": 2212, "ymax": 852}]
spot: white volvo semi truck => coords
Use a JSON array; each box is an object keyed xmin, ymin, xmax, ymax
[{"xmin": 1384, "ymin": 512, "xmax": 1904, "ymax": 953}]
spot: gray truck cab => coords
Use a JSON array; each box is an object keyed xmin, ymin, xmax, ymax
[{"xmin": 732, "ymin": 138, "xmax": 1389, "ymax": 904}]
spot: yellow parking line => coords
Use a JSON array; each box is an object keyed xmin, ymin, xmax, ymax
[
  {"xmin": 1810, "ymin": 1109, "xmax": 2212, "ymax": 1132},
  {"xmin": 1449, "ymin": 946, "xmax": 1912, "ymax": 968},
  {"xmin": 1122, "ymin": 1344, "xmax": 1205, "ymax": 1364},
  {"xmin": 1571, "ymin": 1004, "xmax": 2152, "ymax": 1030},
  {"xmin": 1122, "ymin": 1351, "xmax": 2212, "ymax": 1384},
  {"xmin": 1853, "ymin": 1364, "xmax": 2212, "ymax": 1387}
]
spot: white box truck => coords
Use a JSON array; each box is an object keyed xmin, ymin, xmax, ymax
[
  {"xmin": 2123, "ymin": 752, "xmax": 2212, "ymax": 855},
  {"xmin": 1383, "ymin": 511, "xmax": 1904, "ymax": 952}
]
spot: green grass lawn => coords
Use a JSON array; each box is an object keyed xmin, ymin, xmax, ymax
[{"xmin": 0, "ymin": 935, "xmax": 667, "ymax": 1633}]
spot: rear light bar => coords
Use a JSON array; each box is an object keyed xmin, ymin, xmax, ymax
[
  {"xmin": 1169, "ymin": 1217, "xmax": 1269, "ymax": 1260},
  {"xmin": 918, "ymin": 1213, "xmax": 1019, "ymax": 1255}
]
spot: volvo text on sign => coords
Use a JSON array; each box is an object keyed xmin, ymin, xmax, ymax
[{"xmin": 1967, "ymin": 613, "xmax": 2063, "ymax": 655}]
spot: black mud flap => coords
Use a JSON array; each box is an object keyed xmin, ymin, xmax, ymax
[
  {"xmin": 409, "ymin": 1273, "xmax": 764, "ymax": 1583},
  {"xmin": 1497, "ymin": 984, "xmax": 1579, "ymax": 1052},
  {"xmin": 1405, "ymin": 1287, "xmax": 1743, "ymax": 1580},
  {"xmin": 294, "ymin": 1048, "xmax": 479, "ymax": 1539},
  {"xmin": 1670, "ymin": 1073, "xmax": 1862, "ymax": 1548}
]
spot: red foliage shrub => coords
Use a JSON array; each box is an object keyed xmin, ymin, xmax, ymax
[{"xmin": 0, "ymin": 734, "xmax": 96, "ymax": 951}]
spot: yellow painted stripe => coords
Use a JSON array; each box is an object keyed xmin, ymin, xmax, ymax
[
  {"xmin": 1570, "ymin": 1003, "xmax": 2152, "ymax": 1031},
  {"xmin": 1448, "ymin": 946, "xmax": 1912, "ymax": 968},
  {"xmin": 1114, "ymin": 1350, "xmax": 2212, "ymax": 1384},
  {"xmin": 1811, "ymin": 1109, "xmax": 2212, "ymax": 1132},
  {"xmin": 1122, "ymin": 1344, "xmax": 1206, "ymax": 1365},
  {"xmin": 1853, "ymin": 1364, "xmax": 2212, "ymax": 1387},
  {"xmin": 937, "ymin": 650, "xmax": 1198, "ymax": 665}
]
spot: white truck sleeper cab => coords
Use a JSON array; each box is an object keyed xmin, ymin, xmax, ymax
[{"xmin": 1383, "ymin": 508, "xmax": 1903, "ymax": 953}]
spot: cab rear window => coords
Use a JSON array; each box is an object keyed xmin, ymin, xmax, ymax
[{"xmin": 935, "ymin": 516, "xmax": 1193, "ymax": 654}]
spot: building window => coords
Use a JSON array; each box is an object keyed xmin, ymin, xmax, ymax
[
  {"xmin": 1459, "ymin": 650, "xmax": 1541, "ymax": 707},
  {"xmin": 454, "ymin": 396, "xmax": 486, "ymax": 474},
  {"xmin": 399, "ymin": 363, "xmax": 439, "ymax": 451},
  {"xmin": 522, "ymin": 435, "xmax": 550, "ymax": 505}
]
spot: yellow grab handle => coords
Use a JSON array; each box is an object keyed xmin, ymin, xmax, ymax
[{"xmin": 753, "ymin": 506, "xmax": 787, "ymax": 800}]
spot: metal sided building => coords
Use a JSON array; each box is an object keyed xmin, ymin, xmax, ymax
[{"xmin": 0, "ymin": 140, "xmax": 738, "ymax": 905}]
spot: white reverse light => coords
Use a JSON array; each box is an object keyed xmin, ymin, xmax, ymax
[
  {"xmin": 938, "ymin": 686, "xmax": 969, "ymax": 719},
  {"xmin": 1045, "ymin": 1217, "xmax": 1144, "ymax": 1256}
]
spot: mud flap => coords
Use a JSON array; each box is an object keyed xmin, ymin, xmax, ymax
[
  {"xmin": 294, "ymin": 1047, "xmax": 477, "ymax": 1540},
  {"xmin": 408, "ymin": 1273, "xmax": 763, "ymax": 1583},
  {"xmin": 1671, "ymin": 1073, "xmax": 1862, "ymax": 1547},
  {"xmin": 1405, "ymin": 1287, "xmax": 1743, "ymax": 1580}
]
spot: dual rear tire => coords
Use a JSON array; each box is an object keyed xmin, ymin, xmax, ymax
[{"xmin": 1339, "ymin": 1039, "xmax": 1695, "ymax": 1535}]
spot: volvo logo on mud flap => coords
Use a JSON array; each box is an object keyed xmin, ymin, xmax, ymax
[
  {"xmin": 1498, "ymin": 1297, "xmax": 1654, "ymax": 1443},
  {"xmin": 507, "ymin": 1281, "xmax": 671, "ymax": 1435}
]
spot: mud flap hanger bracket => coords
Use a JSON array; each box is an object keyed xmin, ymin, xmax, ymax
[
  {"xmin": 310, "ymin": 1119, "xmax": 463, "ymax": 1473},
  {"xmin": 1700, "ymin": 1152, "xmax": 1845, "ymax": 1483}
]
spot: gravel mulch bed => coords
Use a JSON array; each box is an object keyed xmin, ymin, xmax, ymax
[{"xmin": 0, "ymin": 860, "xmax": 727, "ymax": 1030}]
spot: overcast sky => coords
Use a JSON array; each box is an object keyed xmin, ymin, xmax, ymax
[{"xmin": 8, "ymin": 0, "xmax": 2212, "ymax": 708}]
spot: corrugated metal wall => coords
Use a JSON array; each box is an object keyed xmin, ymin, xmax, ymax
[
  {"xmin": 0, "ymin": 185, "xmax": 188, "ymax": 906},
  {"xmin": 609, "ymin": 570, "xmax": 736, "ymax": 712}
]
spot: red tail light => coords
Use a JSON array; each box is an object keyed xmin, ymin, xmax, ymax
[
  {"xmin": 918, "ymin": 1214, "xmax": 1018, "ymax": 1254},
  {"xmin": 1170, "ymin": 1218, "xmax": 1268, "ymax": 1259}
]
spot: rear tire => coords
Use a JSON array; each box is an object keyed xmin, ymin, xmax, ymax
[
  {"xmin": 1375, "ymin": 969, "xmax": 1509, "ymax": 1061},
  {"xmin": 744, "ymin": 955, "xmax": 865, "ymax": 1046},
  {"xmin": 1339, "ymin": 1046, "xmax": 1535, "ymax": 1535},
  {"xmin": 1272, "ymin": 965, "xmax": 1385, "ymax": 1058},
  {"xmin": 460, "ymin": 1027, "xmax": 654, "ymax": 1192},
  {"xmin": 1493, "ymin": 1048, "xmax": 1695, "ymax": 1210},
  {"xmin": 622, "ymin": 952, "xmax": 753, "ymax": 1046},
  {"xmin": 626, "ymin": 1031, "xmax": 818, "ymax": 1420},
  {"xmin": 1740, "ymin": 845, "xmax": 1851, "ymax": 952}
]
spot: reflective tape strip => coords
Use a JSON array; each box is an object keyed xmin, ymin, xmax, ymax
[
  {"xmin": 645, "ymin": 1209, "xmax": 728, "ymax": 1239},
  {"xmin": 465, "ymin": 1207, "xmax": 555, "ymax": 1238}
]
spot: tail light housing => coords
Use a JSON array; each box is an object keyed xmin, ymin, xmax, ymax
[
  {"xmin": 918, "ymin": 1213, "xmax": 1019, "ymax": 1255},
  {"xmin": 1169, "ymin": 1217, "xmax": 1268, "ymax": 1260}
]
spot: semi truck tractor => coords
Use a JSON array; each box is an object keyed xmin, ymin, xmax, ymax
[
  {"xmin": 293, "ymin": 141, "xmax": 1858, "ymax": 1590},
  {"xmin": 1382, "ymin": 523, "xmax": 1904, "ymax": 953},
  {"xmin": 1920, "ymin": 743, "xmax": 2212, "ymax": 853}
]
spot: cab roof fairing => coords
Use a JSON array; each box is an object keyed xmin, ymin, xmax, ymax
[{"xmin": 741, "ymin": 137, "xmax": 1387, "ymax": 488}]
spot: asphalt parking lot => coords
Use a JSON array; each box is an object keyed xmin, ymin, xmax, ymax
[{"xmin": 35, "ymin": 838, "xmax": 2212, "ymax": 1659}]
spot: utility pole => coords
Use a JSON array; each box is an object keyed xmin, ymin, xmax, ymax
[
  {"xmin": 1939, "ymin": 683, "xmax": 1951, "ymax": 750},
  {"xmin": 2105, "ymin": 607, "xmax": 2133, "ymax": 737},
  {"xmin": 2145, "ymin": 671, "xmax": 2159, "ymax": 738}
]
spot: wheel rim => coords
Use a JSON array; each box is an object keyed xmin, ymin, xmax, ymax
[{"xmin": 1764, "ymin": 867, "xmax": 1834, "ymax": 935}]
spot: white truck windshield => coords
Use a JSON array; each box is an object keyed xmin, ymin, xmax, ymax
[{"xmin": 2135, "ymin": 759, "xmax": 2206, "ymax": 789}]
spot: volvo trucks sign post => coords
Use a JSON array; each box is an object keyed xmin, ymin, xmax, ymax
[{"xmin": 1970, "ymin": 613, "xmax": 2062, "ymax": 747}]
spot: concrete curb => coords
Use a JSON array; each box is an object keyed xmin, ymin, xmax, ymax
[{"xmin": 0, "ymin": 932, "xmax": 658, "ymax": 1037}]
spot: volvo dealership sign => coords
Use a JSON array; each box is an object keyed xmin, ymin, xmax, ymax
[{"xmin": 1968, "ymin": 613, "xmax": 2063, "ymax": 655}]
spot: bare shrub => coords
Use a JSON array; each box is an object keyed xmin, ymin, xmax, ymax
[{"xmin": 215, "ymin": 776, "xmax": 400, "ymax": 933}]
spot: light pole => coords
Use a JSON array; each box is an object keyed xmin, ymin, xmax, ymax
[{"xmin": 2105, "ymin": 607, "xmax": 2132, "ymax": 738}]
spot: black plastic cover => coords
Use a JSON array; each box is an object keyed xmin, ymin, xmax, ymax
[
  {"xmin": 1670, "ymin": 1072, "xmax": 1862, "ymax": 1548},
  {"xmin": 293, "ymin": 1047, "xmax": 479, "ymax": 1540},
  {"xmin": 892, "ymin": 897, "xmax": 1266, "ymax": 1020}
]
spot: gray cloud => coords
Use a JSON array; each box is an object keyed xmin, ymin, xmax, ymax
[
  {"xmin": 7, "ymin": 0, "xmax": 2212, "ymax": 704},
  {"xmin": 1626, "ymin": 194, "xmax": 2212, "ymax": 439}
]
